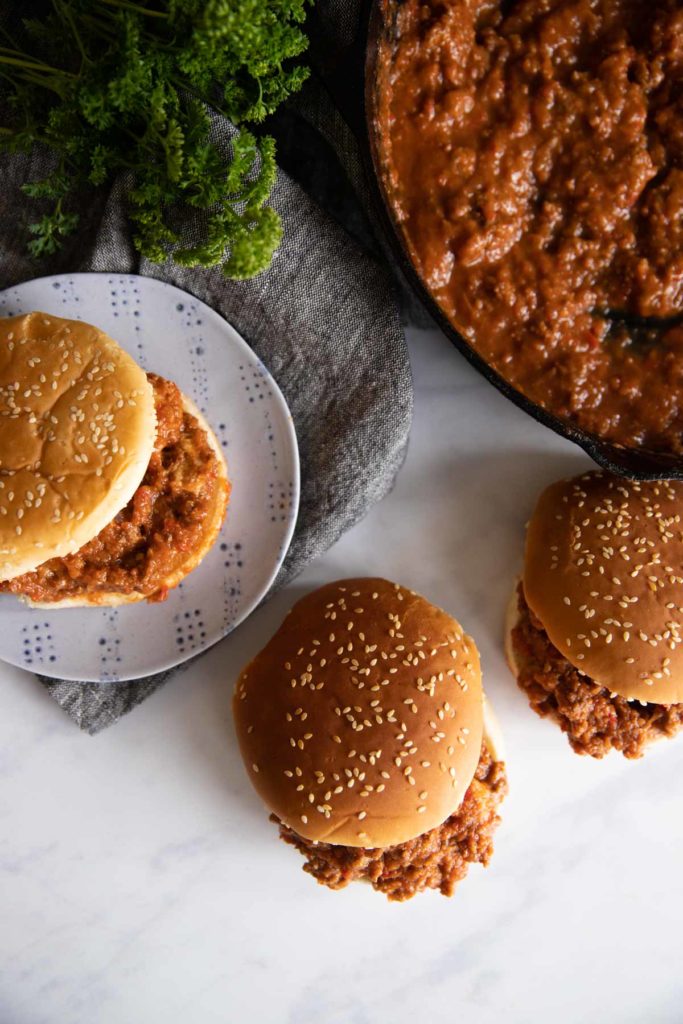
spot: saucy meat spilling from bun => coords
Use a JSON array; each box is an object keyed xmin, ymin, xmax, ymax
[
  {"xmin": 1, "ymin": 375, "xmax": 224, "ymax": 604},
  {"xmin": 276, "ymin": 743, "xmax": 506, "ymax": 900},
  {"xmin": 0, "ymin": 312, "xmax": 229, "ymax": 606},
  {"xmin": 234, "ymin": 578, "xmax": 507, "ymax": 899},
  {"xmin": 509, "ymin": 471, "xmax": 683, "ymax": 757},
  {"xmin": 511, "ymin": 584, "xmax": 683, "ymax": 758}
]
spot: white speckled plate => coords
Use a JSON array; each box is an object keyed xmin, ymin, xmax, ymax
[{"xmin": 0, "ymin": 273, "xmax": 299, "ymax": 682}]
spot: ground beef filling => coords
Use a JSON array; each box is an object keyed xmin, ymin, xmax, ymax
[
  {"xmin": 1, "ymin": 373, "xmax": 220, "ymax": 603},
  {"xmin": 275, "ymin": 744, "xmax": 507, "ymax": 901},
  {"xmin": 377, "ymin": 0, "xmax": 683, "ymax": 452},
  {"xmin": 512, "ymin": 584, "xmax": 683, "ymax": 758}
]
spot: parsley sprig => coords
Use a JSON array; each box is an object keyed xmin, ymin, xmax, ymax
[{"xmin": 0, "ymin": 0, "xmax": 311, "ymax": 279}]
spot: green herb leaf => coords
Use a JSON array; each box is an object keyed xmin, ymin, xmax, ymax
[
  {"xmin": 0, "ymin": 0, "xmax": 311, "ymax": 279},
  {"xmin": 27, "ymin": 208, "xmax": 80, "ymax": 257},
  {"xmin": 222, "ymin": 205, "xmax": 283, "ymax": 280}
]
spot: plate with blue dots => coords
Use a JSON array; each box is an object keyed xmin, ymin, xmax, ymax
[{"xmin": 0, "ymin": 273, "xmax": 299, "ymax": 682}]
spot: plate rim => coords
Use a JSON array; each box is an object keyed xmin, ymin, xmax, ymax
[{"xmin": 0, "ymin": 271, "xmax": 300, "ymax": 683}]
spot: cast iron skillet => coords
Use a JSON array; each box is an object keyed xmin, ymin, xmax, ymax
[{"xmin": 308, "ymin": 1, "xmax": 683, "ymax": 481}]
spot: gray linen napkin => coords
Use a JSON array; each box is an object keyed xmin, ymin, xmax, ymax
[{"xmin": 0, "ymin": 1, "xmax": 413, "ymax": 733}]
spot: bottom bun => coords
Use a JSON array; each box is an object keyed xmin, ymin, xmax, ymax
[
  {"xmin": 483, "ymin": 694, "xmax": 505, "ymax": 763},
  {"xmin": 23, "ymin": 395, "xmax": 229, "ymax": 609},
  {"xmin": 504, "ymin": 581, "xmax": 522, "ymax": 680}
]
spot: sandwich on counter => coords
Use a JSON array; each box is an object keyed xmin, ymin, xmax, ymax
[
  {"xmin": 507, "ymin": 471, "xmax": 683, "ymax": 758},
  {"xmin": 0, "ymin": 312, "xmax": 230, "ymax": 606},
  {"xmin": 234, "ymin": 578, "xmax": 507, "ymax": 901}
]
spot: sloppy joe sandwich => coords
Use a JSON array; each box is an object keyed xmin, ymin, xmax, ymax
[
  {"xmin": 234, "ymin": 578, "xmax": 507, "ymax": 901},
  {"xmin": 0, "ymin": 312, "xmax": 229, "ymax": 606},
  {"xmin": 507, "ymin": 471, "xmax": 683, "ymax": 758}
]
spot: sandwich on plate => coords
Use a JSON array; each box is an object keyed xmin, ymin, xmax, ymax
[{"xmin": 0, "ymin": 312, "xmax": 229, "ymax": 606}]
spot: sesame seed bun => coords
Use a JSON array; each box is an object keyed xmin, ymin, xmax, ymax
[
  {"xmin": 233, "ymin": 578, "xmax": 489, "ymax": 848},
  {"xmin": 522, "ymin": 471, "xmax": 683, "ymax": 704},
  {"xmin": 0, "ymin": 312, "xmax": 156, "ymax": 582},
  {"xmin": 20, "ymin": 397, "xmax": 229, "ymax": 608}
]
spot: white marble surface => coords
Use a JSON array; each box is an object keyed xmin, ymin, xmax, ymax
[{"xmin": 2, "ymin": 325, "xmax": 682, "ymax": 1024}]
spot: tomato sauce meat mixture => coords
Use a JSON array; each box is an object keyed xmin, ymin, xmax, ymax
[
  {"xmin": 275, "ymin": 743, "xmax": 507, "ymax": 901},
  {"xmin": 376, "ymin": 0, "xmax": 683, "ymax": 451},
  {"xmin": 1, "ymin": 374, "xmax": 222, "ymax": 603},
  {"xmin": 511, "ymin": 584, "xmax": 683, "ymax": 758}
]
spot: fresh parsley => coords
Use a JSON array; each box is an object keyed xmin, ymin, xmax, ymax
[{"xmin": 0, "ymin": 0, "xmax": 311, "ymax": 279}]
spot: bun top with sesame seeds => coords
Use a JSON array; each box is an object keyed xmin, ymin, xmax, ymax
[
  {"xmin": 0, "ymin": 312, "xmax": 156, "ymax": 582},
  {"xmin": 233, "ymin": 578, "xmax": 487, "ymax": 848},
  {"xmin": 524, "ymin": 471, "xmax": 683, "ymax": 704}
]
